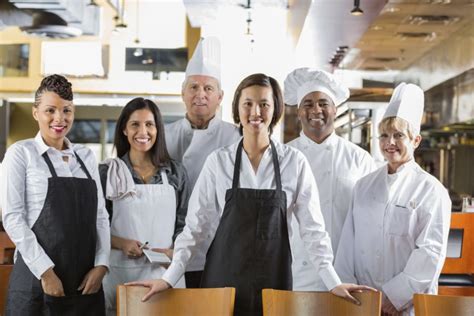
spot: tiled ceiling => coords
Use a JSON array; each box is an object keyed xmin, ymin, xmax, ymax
[{"xmin": 344, "ymin": 0, "xmax": 474, "ymax": 70}]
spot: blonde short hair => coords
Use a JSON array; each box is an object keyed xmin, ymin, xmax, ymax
[{"xmin": 378, "ymin": 117, "xmax": 415, "ymax": 140}]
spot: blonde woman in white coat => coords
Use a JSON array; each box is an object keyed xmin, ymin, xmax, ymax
[{"xmin": 335, "ymin": 83, "xmax": 451, "ymax": 316}]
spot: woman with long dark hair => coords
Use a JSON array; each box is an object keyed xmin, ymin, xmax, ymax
[
  {"xmin": 127, "ymin": 74, "xmax": 374, "ymax": 315},
  {"xmin": 2, "ymin": 74, "xmax": 110, "ymax": 315},
  {"xmin": 99, "ymin": 97, "xmax": 189, "ymax": 315}
]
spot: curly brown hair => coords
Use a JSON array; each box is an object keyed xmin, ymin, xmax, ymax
[{"xmin": 34, "ymin": 74, "xmax": 73, "ymax": 107}]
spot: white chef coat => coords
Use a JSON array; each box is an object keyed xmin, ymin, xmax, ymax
[
  {"xmin": 0, "ymin": 132, "xmax": 110, "ymax": 279},
  {"xmin": 162, "ymin": 139, "xmax": 342, "ymax": 291},
  {"xmin": 165, "ymin": 116, "xmax": 241, "ymax": 189},
  {"xmin": 335, "ymin": 160, "xmax": 451, "ymax": 315},
  {"xmin": 164, "ymin": 116, "xmax": 240, "ymax": 271},
  {"xmin": 287, "ymin": 132, "xmax": 376, "ymax": 290}
]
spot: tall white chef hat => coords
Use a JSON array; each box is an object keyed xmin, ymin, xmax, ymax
[
  {"xmin": 284, "ymin": 68, "xmax": 350, "ymax": 106},
  {"xmin": 383, "ymin": 82, "xmax": 424, "ymax": 135},
  {"xmin": 185, "ymin": 36, "xmax": 221, "ymax": 82}
]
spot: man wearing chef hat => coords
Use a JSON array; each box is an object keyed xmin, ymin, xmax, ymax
[
  {"xmin": 284, "ymin": 68, "xmax": 376, "ymax": 291},
  {"xmin": 164, "ymin": 37, "xmax": 240, "ymax": 288},
  {"xmin": 335, "ymin": 83, "xmax": 451, "ymax": 315}
]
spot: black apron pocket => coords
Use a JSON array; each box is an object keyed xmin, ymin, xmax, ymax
[
  {"xmin": 256, "ymin": 203, "xmax": 282, "ymax": 240},
  {"xmin": 44, "ymin": 290, "xmax": 105, "ymax": 316}
]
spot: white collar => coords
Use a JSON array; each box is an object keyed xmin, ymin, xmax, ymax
[
  {"xmin": 182, "ymin": 115, "xmax": 220, "ymax": 131},
  {"xmin": 34, "ymin": 132, "xmax": 74, "ymax": 156},
  {"xmin": 300, "ymin": 131, "xmax": 337, "ymax": 148}
]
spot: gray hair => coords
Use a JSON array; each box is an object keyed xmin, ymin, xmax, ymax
[{"xmin": 181, "ymin": 76, "xmax": 222, "ymax": 93}]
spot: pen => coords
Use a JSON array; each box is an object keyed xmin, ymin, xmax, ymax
[{"xmin": 140, "ymin": 241, "xmax": 149, "ymax": 250}]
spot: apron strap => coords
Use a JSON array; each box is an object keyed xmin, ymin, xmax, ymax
[
  {"xmin": 160, "ymin": 170, "xmax": 169, "ymax": 185},
  {"xmin": 74, "ymin": 151, "xmax": 93, "ymax": 180},
  {"xmin": 232, "ymin": 138, "xmax": 283, "ymax": 193},
  {"xmin": 269, "ymin": 139, "xmax": 282, "ymax": 193},
  {"xmin": 232, "ymin": 139, "xmax": 244, "ymax": 191},
  {"xmin": 42, "ymin": 151, "xmax": 92, "ymax": 180},
  {"xmin": 42, "ymin": 152, "xmax": 58, "ymax": 178}
]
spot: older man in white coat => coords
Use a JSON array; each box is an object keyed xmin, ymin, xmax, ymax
[
  {"xmin": 164, "ymin": 37, "xmax": 240, "ymax": 288},
  {"xmin": 335, "ymin": 83, "xmax": 451, "ymax": 316},
  {"xmin": 284, "ymin": 68, "xmax": 376, "ymax": 291}
]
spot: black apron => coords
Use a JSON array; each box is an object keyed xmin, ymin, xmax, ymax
[
  {"xmin": 200, "ymin": 139, "xmax": 292, "ymax": 316},
  {"xmin": 6, "ymin": 152, "xmax": 105, "ymax": 316}
]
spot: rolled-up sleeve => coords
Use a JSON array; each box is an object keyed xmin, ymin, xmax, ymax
[
  {"xmin": 382, "ymin": 186, "xmax": 451, "ymax": 311},
  {"xmin": 1, "ymin": 144, "xmax": 54, "ymax": 279},
  {"xmin": 292, "ymin": 154, "xmax": 341, "ymax": 290}
]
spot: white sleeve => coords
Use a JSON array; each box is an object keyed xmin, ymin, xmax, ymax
[
  {"xmin": 292, "ymin": 154, "xmax": 341, "ymax": 290},
  {"xmin": 88, "ymin": 152, "xmax": 111, "ymax": 268},
  {"xmin": 162, "ymin": 153, "xmax": 220, "ymax": 286},
  {"xmin": 1, "ymin": 144, "xmax": 54, "ymax": 279},
  {"xmin": 334, "ymin": 192, "xmax": 358, "ymax": 284},
  {"xmin": 382, "ymin": 186, "xmax": 452, "ymax": 311}
]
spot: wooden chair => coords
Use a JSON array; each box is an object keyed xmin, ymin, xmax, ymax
[
  {"xmin": 0, "ymin": 265, "xmax": 13, "ymax": 316},
  {"xmin": 438, "ymin": 286, "xmax": 474, "ymax": 296},
  {"xmin": 0, "ymin": 232, "xmax": 15, "ymax": 264},
  {"xmin": 414, "ymin": 293, "xmax": 474, "ymax": 316},
  {"xmin": 117, "ymin": 285, "xmax": 235, "ymax": 316},
  {"xmin": 262, "ymin": 289, "xmax": 381, "ymax": 316},
  {"xmin": 442, "ymin": 213, "xmax": 474, "ymax": 274}
]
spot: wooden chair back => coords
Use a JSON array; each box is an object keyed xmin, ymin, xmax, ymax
[
  {"xmin": 0, "ymin": 265, "xmax": 13, "ymax": 316},
  {"xmin": 117, "ymin": 285, "xmax": 235, "ymax": 316},
  {"xmin": 414, "ymin": 293, "xmax": 474, "ymax": 316},
  {"xmin": 262, "ymin": 289, "xmax": 381, "ymax": 316}
]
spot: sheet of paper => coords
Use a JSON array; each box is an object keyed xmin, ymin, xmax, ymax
[{"xmin": 143, "ymin": 249, "xmax": 171, "ymax": 264}]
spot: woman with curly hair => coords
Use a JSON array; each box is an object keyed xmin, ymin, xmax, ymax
[{"xmin": 1, "ymin": 74, "xmax": 110, "ymax": 315}]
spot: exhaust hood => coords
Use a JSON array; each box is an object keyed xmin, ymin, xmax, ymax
[{"xmin": 0, "ymin": 0, "xmax": 100, "ymax": 38}]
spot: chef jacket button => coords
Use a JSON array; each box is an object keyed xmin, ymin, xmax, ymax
[{"xmin": 302, "ymin": 261, "xmax": 308, "ymax": 266}]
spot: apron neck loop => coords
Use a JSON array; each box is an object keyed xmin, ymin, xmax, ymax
[
  {"xmin": 232, "ymin": 138, "xmax": 283, "ymax": 192},
  {"xmin": 74, "ymin": 151, "xmax": 93, "ymax": 180},
  {"xmin": 41, "ymin": 151, "xmax": 93, "ymax": 180},
  {"xmin": 42, "ymin": 152, "xmax": 58, "ymax": 178},
  {"xmin": 269, "ymin": 139, "xmax": 282, "ymax": 192}
]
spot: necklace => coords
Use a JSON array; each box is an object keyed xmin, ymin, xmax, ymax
[{"xmin": 133, "ymin": 165, "xmax": 157, "ymax": 183}]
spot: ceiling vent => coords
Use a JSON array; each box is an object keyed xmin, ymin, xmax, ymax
[
  {"xmin": 397, "ymin": 32, "xmax": 437, "ymax": 41},
  {"xmin": 1, "ymin": 0, "xmax": 100, "ymax": 38},
  {"xmin": 362, "ymin": 66, "xmax": 385, "ymax": 71},
  {"xmin": 371, "ymin": 57, "xmax": 399, "ymax": 63},
  {"xmin": 406, "ymin": 15, "xmax": 460, "ymax": 25},
  {"xmin": 20, "ymin": 11, "xmax": 82, "ymax": 38}
]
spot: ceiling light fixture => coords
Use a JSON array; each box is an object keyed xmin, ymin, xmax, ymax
[
  {"xmin": 351, "ymin": 0, "xmax": 364, "ymax": 16},
  {"xmin": 134, "ymin": 0, "xmax": 140, "ymax": 44},
  {"xmin": 239, "ymin": 0, "xmax": 255, "ymax": 46}
]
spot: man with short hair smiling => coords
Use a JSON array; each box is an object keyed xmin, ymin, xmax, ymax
[
  {"xmin": 164, "ymin": 37, "xmax": 240, "ymax": 288},
  {"xmin": 284, "ymin": 68, "xmax": 376, "ymax": 291}
]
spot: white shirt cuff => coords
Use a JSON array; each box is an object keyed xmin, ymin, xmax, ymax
[
  {"xmin": 319, "ymin": 265, "xmax": 342, "ymax": 291},
  {"xmin": 382, "ymin": 274, "xmax": 412, "ymax": 311},
  {"xmin": 29, "ymin": 254, "xmax": 55, "ymax": 280},
  {"xmin": 162, "ymin": 261, "xmax": 185, "ymax": 287},
  {"xmin": 94, "ymin": 254, "xmax": 110, "ymax": 270}
]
